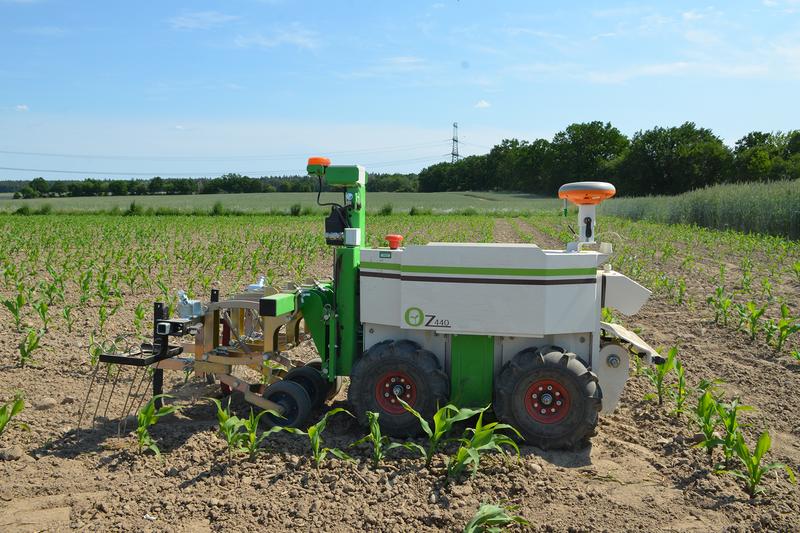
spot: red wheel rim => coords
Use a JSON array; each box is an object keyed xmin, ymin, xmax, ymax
[
  {"xmin": 524, "ymin": 379, "xmax": 570, "ymax": 424},
  {"xmin": 374, "ymin": 371, "xmax": 416, "ymax": 415}
]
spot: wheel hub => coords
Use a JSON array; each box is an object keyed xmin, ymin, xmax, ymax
[
  {"xmin": 375, "ymin": 371, "xmax": 416, "ymax": 415},
  {"xmin": 525, "ymin": 379, "xmax": 570, "ymax": 424}
]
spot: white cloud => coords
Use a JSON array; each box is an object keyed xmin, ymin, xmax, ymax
[
  {"xmin": 15, "ymin": 104, "xmax": 29, "ymax": 112},
  {"xmin": 168, "ymin": 11, "xmax": 239, "ymax": 30},
  {"xmin": 474, "ymin": 99, "xmax": 491, "ymax": 109},
  {"xmin": 682, "ymin": 10, "xmax": 704, "ymax": 21},
  {"xmin": 234, "ymin": 24, "xmax": 318, "ymax": 50}
]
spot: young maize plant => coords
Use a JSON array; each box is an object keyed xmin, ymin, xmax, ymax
[
  {"xmin": 643, "ymin": 346, "xmax": 677, "ymax": 405},
  {"xmin": 693, "ymin": 391, "xmax": 721, "ymax": 465},
  {"xmin": 2, "ymin": 293, "xmax": 26, "ymax": 331},
  {"xmin": 669, "ymin": 358, "xmax": 688, "ymax": 416},
  {"xmin": 715, "ymin": 398, "xmax": 752, "ymax": 468},
  {"xmin": 445, "ymin": 408, "xmax": 521, "ymax": 481},
  {"xmin": 281, "ymin": 408, "xmax": 354, "ymax": 468},
  {"xmin": 774, "ymin": 303, "xmax": 800, "ymax": 352},
  {"xmin": 351, "ymin": 411, "xmax": 410, "ymax": 468},
  {"xmin": 18, "ymin": 328, "xmax": 42, "ymax": 368},
  {"xmin": 744, "ymin": 302, "xmax": 766, "ymax": 341},
  {"xmin": 792, "ymin": 261, "xmax": 800, "ymax": 284},
  {"xmin": 136, "ymin": 394, "xmax": 179, "ymax": 457},
  {"xmin": 62, "ymin": 305, "xmax": 75, "ymax": 333},
  {"xmin": 400, "ymin": 399, "xmax": 483, "ymax": 468},
  {"xmin": 707, "ymin": 287, "xmax": 732, "ymax": 326},
  {"xmin": 0, "ymin": 393, "xmax": 27, "ymax": 438},
  {"xmin": 33, "ymin": 300, "xmax": 50, "ymax": 331},
  {"xmin": 208, "ymin": 397, "xmax": 245, "ymax": 463},
  {"xmin": 463, "ymin": 502, "xmax": 530, "ymax": 533},
  {"xmin": 238, "ymin": 408, "xmax": 283, "ymax": 462},
  {"xmin": 718, "ymin": 431, "xmax": 796, "ymax": 498}
]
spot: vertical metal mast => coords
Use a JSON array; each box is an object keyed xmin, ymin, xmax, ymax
[{"xmin": 451, "ymin": 122, "xmax": 460, "ymax": 163}]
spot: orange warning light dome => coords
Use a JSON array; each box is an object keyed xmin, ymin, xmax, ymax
[
  {"xmin": 307, "ymin": 156, "xmax": 331, "ymax": 167},
  {"xmin": 558, "ymin": 181, "xmax": 616, "ymax": 206}
]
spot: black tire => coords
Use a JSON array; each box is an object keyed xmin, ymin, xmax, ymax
[
  {"xmin": 348, "ymin": 339, "xmax": 448, "ymax": 437},
  {"xmin": 306, "ymin": 357, "xmax": 343, "ymax": 401},
  {"xmin": 495, "ymin": 346, "xmax": 601, "ymax": 450},
  {"xmin": 284, "ymin": 365, "xmax": 328, "ymax": 409},
  {"xmin": 262, "ymin": 380, "xmax": 312, "ymax": 428}
]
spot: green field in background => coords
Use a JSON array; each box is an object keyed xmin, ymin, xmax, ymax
[{"xmin": 0, "ymin": 191, "xmax": 561, "ymax": 214}]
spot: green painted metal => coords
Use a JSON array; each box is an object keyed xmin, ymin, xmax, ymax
[
  {"xmin": 261, "ymin": 292, "xmax": 296, "ymax": 317},
  {"xmin": 325, "ymin": 165, "xmax": 363, "ymax": 186},
  {"xmin": 450, "ymin": 334, "xmax": 495, "ymax": 407},
  {"xmin": 299, "ymin": 284, "xmax": 335, "ymax": 379},
  {"xmin": 360, "ymin": 261, "xmax": 595, "ymax": 277}
]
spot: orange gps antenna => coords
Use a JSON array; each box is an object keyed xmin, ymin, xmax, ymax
[{"xmin": 558, "ymin": 181, "xmax": 616, "ymax": 246}]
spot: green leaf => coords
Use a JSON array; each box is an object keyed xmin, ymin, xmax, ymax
[{"xmin": 754, "ymin": 431, "xmax": 771, "ymax": 463}]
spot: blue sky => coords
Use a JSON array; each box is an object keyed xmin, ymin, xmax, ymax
[{"xmin": 1, "ymin": 0, "xmax": 799, "ymax": 179}]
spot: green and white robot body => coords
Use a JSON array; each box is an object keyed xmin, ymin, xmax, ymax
[{"xmin": 351, "ymin": 240, "xmax": 658, "ymax": 450}]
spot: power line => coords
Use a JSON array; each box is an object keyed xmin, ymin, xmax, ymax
[
  {"xmin": 0, "ymin": 154, "xmax": 448, "ymax": 178},
  {"xmin": 0, "ymin": 140, "xmax": 451, "ymax": 162}
]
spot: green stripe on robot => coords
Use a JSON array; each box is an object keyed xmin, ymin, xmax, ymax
[{"xmin": 360, "ymin": 261, "xmax": 596, "ymax": 277}]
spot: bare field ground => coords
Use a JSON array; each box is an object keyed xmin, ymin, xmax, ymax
[{"xmin": 0, "ymin": 214, "xmax": 798, "ymax": 532}]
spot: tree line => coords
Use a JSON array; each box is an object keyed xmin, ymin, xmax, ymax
[
  {"xmin": 419, "ymin": 122, "xmax": 800, "ymax": 196},
  {"xmin": 12, "ymin": 172, "xmax": 419, "ymax": 199},
  {"xmin": 10, "ymin": 121, "xmax": 800, "ymax": 199}
]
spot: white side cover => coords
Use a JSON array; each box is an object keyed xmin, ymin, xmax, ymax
[{"xmin": 602, "ymin": 271, "xmax": 650, "ymax": 316}]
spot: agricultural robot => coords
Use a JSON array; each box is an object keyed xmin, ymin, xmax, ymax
[{"xmin": 84, "ymin": 157, "xmax": 660, "ymax": 450}]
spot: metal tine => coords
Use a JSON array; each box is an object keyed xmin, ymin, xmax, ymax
[
  {"xmin": 120, "ymin": 367, "xmax": 152, "ymax": 435},
  {"xmin": 91, "ymin": 365, "xmax": 114, "ymax": 430},
  {"xmin": 102, "ymin": 365, "xmax": 122, "ymax": 420},
  {"xmin": 77, "ymin": 363, "xmax": 101, "ymax": 428},
  {"xmin": 117, "ymin": 366, "xmax": 142, "ymax": 435}
]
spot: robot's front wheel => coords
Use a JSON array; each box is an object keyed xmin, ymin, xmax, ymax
[{"xmin": 495, "ymin": 346, "xmax": 601, "ymax": 450}]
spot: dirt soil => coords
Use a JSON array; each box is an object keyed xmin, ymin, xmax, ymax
[{"xmin": 0, "ymin": 217, "xmax": 798, "ymax": 532}]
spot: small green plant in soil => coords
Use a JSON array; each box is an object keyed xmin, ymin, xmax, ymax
[
  {"xmin": 670, "ymin": 358, "xmax": 688, "ymax": 415},
  {"xmin": 718, "ymin": 431, "xmax": 796, "ymax": 498},
  {"xmin": 715, "ymin": 398, "xmax": 752, "ymax": 468},
  {"xmin": 18, "ymin": 328, "xmax": 42, "ymax": 368},
  {"xmin": 61, "ymin": 305, "xmax": 74, "ymax": 333},
  {"xmin": 33, "ymin": 300, "xmax": 50, "ymax": 331},
  {"xmin": 2, "ymin": 293, "xmax": 26, "ymax": 331},
  {"xmin": 239, "ymin": 408, "xmax": 282, "ymax": 461},
  {"xmin": 0, "ymin": 393, "xmax": 26, "ymax": 438},
  {"xmin": 136, "ymin": 394, "xmax": 179, "ymax": 457},
  {"xmin": 281, "ymin": 408, "xmax": 353, "ymax": 468},
  {"xmin": 693, "ymin": 391, "xmax": 720, "ymax": 464},
  {"xmin": 707, "ymin": 286, "xmax": 732, "ymax": 326},
  {"xmin": 351, "ymin": 411, "xmax": 408, "ymax": 468},
  {"xmin": 643, "ymin": 346, "xmax": 677, "ymax": 405},
  {"xmin": 399, "ymin": 399, "xmax": 483, "ymax": 467},
  {"xmin": 463, "ymin": 502, "xmax": 530, "ymax": 533},
  {"xmin": 774, "ymin": 303, "xmax": 800, "ymax": 352},
  {"xmin": 445, "ymin": 407, "xmax": 521, "ymax": 481},
  {"xmin": 209, "ymin": 397, "xmax": 245, "ymax": 462},
  {"xmin": 744, "ymin": 302, "xmax": 766, "ymax": 340}
]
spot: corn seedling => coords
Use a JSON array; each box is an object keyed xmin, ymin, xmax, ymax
[
  {"xmin": 707, "ymin": 287, "xmax": 732, "ymax": 326},
  {"xmin": 791, "ymin": 350, "xmax": 800, "ymax": 362},
  {"xmin": 133, "ymin": 303, "xmax": 146, "ymax": 336},
  {"xmin": 733, "ymin": 303, "xmax": 748, "ymax": 332},
  {"xmin": 792, "ymin": 261, "xmax": 800, "ymax": 284},
  {"xmin": 281, "ymin": 408, "xmax": 354, "ymax": 468},
  {"xmin": 239, "ymin": 408, "xmax": 282, "ymax": 461},
  {"xmin": 774, "ymin": 303, "xmax": 800, "ymax": 352},
  {"xmin": 670, "ymin": 358, "xmax": 688, "ymax": 415},
  {"xmin": 715, "ymin": 398, "xmax": 752, "ymax": 468},
  {"xmin": 763, "ymin": 319, "xmax": 778, "ymax": 347},
  {"xmin": 693, "ymin": 391, "xmax": 720, "ymax": 464},
  {"xmin": 208, "ymin": 397, "xmax": 246, "ymax": 462},
  {"xmin": 33, "ymin": 300, "xmax": 50, "ymax": 331},
  {"xmin": 136, "ymin": 394, "xmax": 179, "ymax": 457},
  {"xmin": 0, "ymin": 393, "xmax": 27, "ymax": 438},
  {"xmin": 643, "ymin": 346, "xmax": 676, "ymax": 405},
  {"xmin": 745, "ymin": 302, "xmax": 766, "ymax": 340},
  {"xmin": 463, "ymin": 502, "xmax": 530, "ymax": 533},
  {"xmin": 400, "ymin": 399, "xmax": 483, "ymax": 467},
  {"xmin": 446, "ymin": 408, "xmax": 521, "ymax": 480},
  {"xmin": 718, "ymin": 431, "xmax": 796, "ymax": 498},
  {"xmin": 2, "ymin": 293, "xmax": 26, "ymax": 331},
  {"xmin": 676, "ymin": 278, "xmax": 687, "ymax": 305},
  {"xmin": 62, "ymin": 305, "xmax": 75, "ymax": 333},
  {"xmin": 351, "ymin": 411, "xmax": 409, "ymax": 468},
  {"xmin": 761, "ymin": 277, "xmax": 773, "ymax": 301},
  {"xmin": 18, "ymin": 328, "xmax": 42, "ymax": 368}
]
